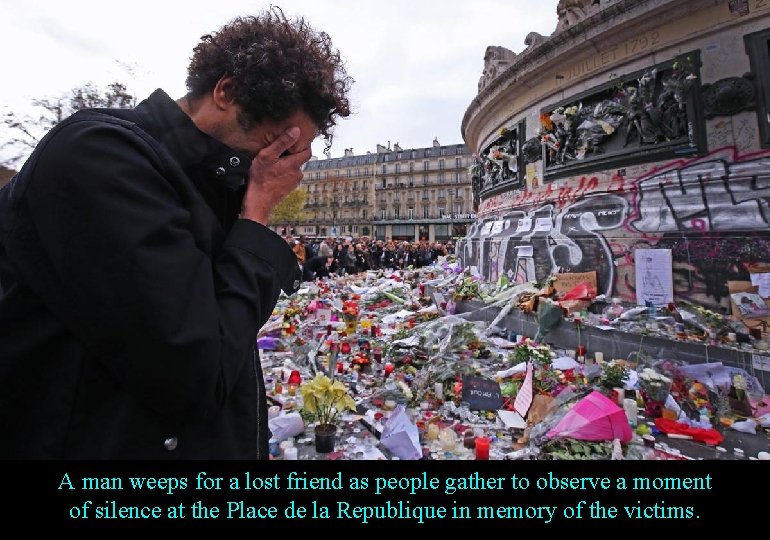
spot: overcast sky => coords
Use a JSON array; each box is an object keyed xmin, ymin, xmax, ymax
[{"xmin": 1, "ymin": 0, "xmax": 560, "ymax": 162}]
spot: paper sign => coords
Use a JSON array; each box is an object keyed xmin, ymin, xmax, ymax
[
  {"xmin": 480, "ymin": 222, "xmax": 494, "ymax": 235},
  {"xmin": 516, "ymin": 245, "xmax": 534, "ymax": 257},
  {"xmin": 315, "ymin": 308, "xmax": 332, "ymax": 323},
  {"xmin": 503, "ymin": 219, "xmax": 511, "ymax": 229},
  {"xmin": 515, "ymin": 217, "xmax": 532, "ymax": 234},
  {"xmin": 490, "ymin": 220, "xmax": 504, "ymax": 235},
  {"xmin": 513, "ymin": 362, "xmax": 534, "ymax": 417},
  {"xmin": 635, "ymin": 248, "xmax": 673, "ymax": 306},
  {"xmin": 728, "ymin": 280, "xmax": 770, "ymax": 324},
  {"xmin": 534, "ymin": 217, "xmax": 552, "ymax": 232},
  {"xmin": 461, "ymin": 375, "xmax": 503, "ymax": 411},
  {"xmin": 752, "ymin": 354, "xmax": 770, "ymax": 372},
  {"xmin": 750, "ymin": 272, "xmax": 770, "ymax": 298},
  {"xmin": 497, "ymin": 410, "xmax": 527, "ymax": 429},
  {"xmin": 553, "ymin": 271, "xmax": 597, "ymax": 295}
]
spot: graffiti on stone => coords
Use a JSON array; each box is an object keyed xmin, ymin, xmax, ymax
[{"xmin": 462, "ymin": 147, "xmax": 770, "ymax": 311}]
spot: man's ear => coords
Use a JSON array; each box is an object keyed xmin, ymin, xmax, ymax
[{"xmin": 212, "ymin": 76, "xmax": 236, "ymax": 110}]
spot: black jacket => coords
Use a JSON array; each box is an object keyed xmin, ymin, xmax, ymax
[{"xmin": 0, "ymin": 89, "xmax": 302, "ymax": 459}]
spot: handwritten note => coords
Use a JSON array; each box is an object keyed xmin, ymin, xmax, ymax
[{"xmin": 461, "ymin": 375, "xmax": 502, "ymax": 411}]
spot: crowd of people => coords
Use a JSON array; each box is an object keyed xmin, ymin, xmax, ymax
[{"xmin": 284, "ymin": 236, "xmax": 455, "ymax": 281}]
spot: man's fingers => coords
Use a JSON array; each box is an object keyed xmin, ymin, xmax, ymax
[{"xmin": 259, "ymin": 126, "xmax": 301, "ymax": 162}]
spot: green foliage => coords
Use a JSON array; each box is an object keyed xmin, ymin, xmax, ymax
[{"xmin": 270, "ymin": 188, "xmax": 307, "ymax": 227}]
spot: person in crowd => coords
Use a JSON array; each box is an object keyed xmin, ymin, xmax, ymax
[
  {"xmin": 0, "ymin": 7, "xmax": 352, "ymax": 459},
  {"xmin": 382, "ymin": 241, "xmax": 398, "ymax": 270},
  {"xmin": 302, "ymin": 254, "xmax": 334, "ymax": 281},
  {"xmin": 318, "ymin": 236, "xmax": 334, "ymax": 258},
  {"xmin": 293, "ymin": 236, "xmax": 307, "ymax": 266}
]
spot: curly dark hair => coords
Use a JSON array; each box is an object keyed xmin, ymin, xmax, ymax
[{"xmin": 186, "ymin": 7, "xmax": 352, "ymax": 149}]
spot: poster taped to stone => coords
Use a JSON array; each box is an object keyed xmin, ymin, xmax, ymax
[
  {"xmin": 515, "ymin": 217, "xmax": 532, "ymax": 234},
  {"xmin": 635, "ymin": 248, "xmax": 673, "ymax": 306}
]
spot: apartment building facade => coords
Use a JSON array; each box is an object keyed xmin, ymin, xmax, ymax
[{"xmin": 296, "ymin": 139, "xmax": 476, "ymax": 242}]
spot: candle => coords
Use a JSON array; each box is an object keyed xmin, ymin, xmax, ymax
[
  {"xmin": 384, "ymin": 363, "xmax": 394, "ymax": 377},
  {"xmin": 594, "ymin": 351, "xmax": 604, "ymax": 364},
  {"xmin": 336, "ymin": 361, "xmax": 344, "ymax": 374},
  {"xmin": 434, "ymin": 382, "xmax": 443, "ymax": 399},
  {"xmin": 384, "ymin": 399, "xmax": 396, "ymax": 410},
  {"xmin": 438, "ymin": 428, "xmax": 456, "ymax": 451},
  {"xmin": 284, "ymin": 446, "xmax": 298, "ymax": 460},
  {"xmin": 341, "ymin": 341, "xmax": 351, "ymax": 354},
  {"xmin": 426, "ymin": 423, "xmax": 440, "ymax": 440},
  {"xmin": 475, "ymin": 437, "xmax": 490, "ymax": 460}
]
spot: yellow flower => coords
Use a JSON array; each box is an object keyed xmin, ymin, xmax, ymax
[{"xmin": 300, "ymin": 373, "xmax": 357, "ymax": 425}]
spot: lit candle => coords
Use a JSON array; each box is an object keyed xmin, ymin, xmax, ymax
[
  {"xmin": 384, "ymin": 363, "xmax": 395, "ymax": 377},
  {"xmin": 475, "ymin": 437, "xmax": 490, "ymax": 460}
]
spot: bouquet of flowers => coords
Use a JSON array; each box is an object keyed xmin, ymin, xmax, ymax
[{"xmin": 638, "ymin": 367, "xmax": 672, "ymax": 402}]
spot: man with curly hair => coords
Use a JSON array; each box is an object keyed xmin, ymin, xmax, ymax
[{"xmin": 0, "ymin": 7, "xmax": 352, "ymax": 459}]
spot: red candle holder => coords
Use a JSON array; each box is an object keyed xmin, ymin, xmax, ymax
[
  {"xmin": 384, "ymin": 363, "xmax": 395, "ymax": 377},
  {"xmin": 340, "ymin": 342, "xmax": 352, "ymax": 355},
  {"xmin": 336, "ymin": 361, "xmax": 344, "ymax": 374},
  {"xmin": 475, "ymin": 437, "xmax": 490, "ymax": 460},
  {"xmin": 287, "ymin": 370, "xmax": 302, "ymax": 385}
]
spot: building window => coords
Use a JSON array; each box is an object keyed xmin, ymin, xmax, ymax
[
  {"xmin": 455, "ymin": 172, "xmax": 461, "ymax": 183},
  {"xmin": 438, "ymin": 207, "xmax": 445, "ymax": 217},
  {"xmin": 380, "ymin": 209, "xmax": 386, "ymax": 220},
  {"xmin": 438, "ymin": 189, "xmax": 445, "ymax": 198},
  {"xmin": 381, "ymin": 178, "xmax": 386, "ymax": 188},
  {"xmin": 408, "ymin": 176, "xmax": 414, "ymax": 187},
  {"xmin": 347, "ymin": 170, "xmax": 351, "ymax": 177},
  {"xmin": 423, "ymin": 161, "xmax": 429, "ymax": 171},
  {"xmin": 423, "ymin": 206, "xmax": 429, "ymax": 219},
  {"xmin": 422, "ymin": 191, "xmax": 429, "ymax": 200},
  {"xmin": 438, "ymin": 173, "xmax": 445, "ymax": 184},
  {"xmin": 439, "ymin": 159, "xmax": 445, "ymax": 170},
  {"xmin": 423, "ymin": 175, "xmax": 428, "ymax": 185},
  {"xmin": 362, "ymin": 209, "xmax": 367, "ymax": 219},
  {"xmin": 455, "ymin": 203, "xmax": 463, "ymax": 215},
  {"xmin": 395, "ymin": 164, "xmax": 401, "ymax": 174},
  {"xmin": 363, "ymin": 180, "xmax": 368, "ymax": 189},
  {"xmin": 455, "ymin": 158, "xmax": 462, "ymax": 169},
  {"xmin": 408, "ymin": 207, "xmax": 414, "ymax": 219},
  {"xmin": 381, "ymin": 165, "xmax": 387, "ymax": 174},
  {"xmin": 394, "ymin": 206, "xmax": 400, "ymax": 219},
  {"xmin": 409, "ymin": 162, "xmax": 414, "ymax": 172}
]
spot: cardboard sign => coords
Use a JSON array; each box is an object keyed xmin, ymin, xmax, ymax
[
  {"xmin": 553, "ymin": 271, "xmax": 597, "ymax": 296},
  {"xmin": 461, "ymin": 375, "xmax": 503, "ymax": 411}
]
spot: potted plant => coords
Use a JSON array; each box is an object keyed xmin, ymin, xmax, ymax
[{"xmin": 300, "ymin": 373, "xmax": 357, "ymax": 453}]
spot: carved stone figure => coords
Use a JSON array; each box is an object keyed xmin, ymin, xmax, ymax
[
  {"xmin": 478, "ymin": 46, "xmax": 517, "ymax": 92},
  {"xmin": 524, "ymin": 32, "xmax": 547, "ymax": 49},
  {"xmin": 520, "ymin": 137, "xmax": 542, "ymax": 164},
  {"xmin": 555, "ymin": 0, "xmax": 591, "ymax": 32}
]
